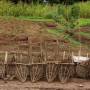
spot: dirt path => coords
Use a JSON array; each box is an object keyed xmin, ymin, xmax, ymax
[{"xmin": 0, "ymin": 79, "xmax": 90, "ymax": 90}]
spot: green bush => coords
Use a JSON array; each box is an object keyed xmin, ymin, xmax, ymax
[{"xmin": 53, "ymin": 4, "xmax": 80, "ymax": 36}]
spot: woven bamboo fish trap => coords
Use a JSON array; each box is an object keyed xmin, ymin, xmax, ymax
[
  {"xmin": 46, "ymin": 63, "xmax": 58, "ymax": 82},
  {"xmin": 76, "ymin": 60, "xmax": 90, "ymax": 78},
  {"xmin": 58, "ymin": 63, "xmax": 74, "ymax": 83},
  {"xmin": 0, "ymin": 52, "xmax": 6, "ymax": 79},
  {"xmin": 29, "ymin": 37, "xmax": 44, "ymax": 82},
  {"xmin": 58, "ymin": 55, "xmax": 74, "ymax": 83},
  {"xmin": 15, "ymin": 53, "xmax": 29, "ymax": 82},
  {"xmin": 87, "ymin": 60, "xmax": 90, "ymax": 78},
  {"xmin": 15, "ymin": 64, "xmax": 28, "ymax": 82},
  {"xmin": 44, "ymin": 38, "xmax": 59, "ymax": 82},
  {"xmin": 5, "ymin": 35, "xmax": 29, "ymax": 82},
  {"xmin": 13, "ymin": 35, "xmax": 29, "ymax": 82},
  {"xmin": 0, "ymin": 64, "xmax": 5, "ymax": 79},
  {"xmin": 76, "ymin": 64, "xmax": 88, "ymax": 78},
  {"xmin": 30, "ymin": 64, "xmax": 44, "ymax": 82},
  {"xmin": 72, "ymin": 51, "xmax": 90, "ymax": 79},
  {"xmin": 58, "ymin": 41, "xmax": 74, "ymax": 83},
  {"xmin": 5, "ymin": 53, "xmax": 16, "ymax": 80}
]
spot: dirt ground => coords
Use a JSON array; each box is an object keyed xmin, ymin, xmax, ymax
[
  {"xmin": 0, "ymin": 79, "xmax": 90, "ymax": 90},
  {"xmin": 0, "ymin": 18, "xmax": 90, "ymax": 43},
  {"xmin": 0, "ymin": 18, "xmax": 90, "ymax": 54}
]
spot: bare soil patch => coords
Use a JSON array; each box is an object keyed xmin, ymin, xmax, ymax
[{"xmin": 0, "ymin": 79, "xmax": 90, "ymax": 90}]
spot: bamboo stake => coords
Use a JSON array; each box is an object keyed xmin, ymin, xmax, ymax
[
  {"xmin": 44, "ymin": 41, "xmax": 47, "ymax": 63},
  {"xmin": 63, "ymin": 51, "xmax": 65, "ymax": 61},
  {"xmin": 4, "ymin": 51, "xmax": 8, "ymax": 64},
  {"xmin": 78, "ymin": 50, "xmax": 81, "ymax": 61},
  {"xmin": 72, "ymin": 52, "xmax": 74, "ymax": 63},
  {"xmin": 40, "ymin": 38, "xmax": 42, "ymax": 62},
  {"xmin": 20, "ymin": 54, "xmax": 23, "ymax": 63},
  {"xmin": 87, "ymin": 53, "xmax": 88, "ymax": 58}
]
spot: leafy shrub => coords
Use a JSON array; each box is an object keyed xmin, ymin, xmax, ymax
[{"xmin": 53, "ymin": 4, "xmax": 80, "ymax": 36}]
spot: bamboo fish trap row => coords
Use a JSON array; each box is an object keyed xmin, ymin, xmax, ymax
[
  {"xmin": 44, "ymin": 38, "xmax": 74, "ymax": 83},
  {"xmin": 28, "ymin": 37, "xmax": 75, "ymax": 83},
  {"xmin": 0, "ymin": 50, "xmax": 89, "ymax": 83},
  {"xmin": 0, "ymin": 37, "xmax": 89, "ymax": 83},
  {"xmin": 0, "ymin": 37, "xmax": 75, "ymax": 83}
]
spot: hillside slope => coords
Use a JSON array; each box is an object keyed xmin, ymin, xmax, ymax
[{"xmin": 0, "ymin": 18, "xmax": 90, "ymax": 51}]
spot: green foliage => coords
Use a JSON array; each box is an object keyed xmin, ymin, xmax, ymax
[
  {"xmin": 68, "ymin": 5, "xmax": 80, "ymax": 29},
  {"xmin": 0, "ymin": 1, "xmax": 90, "ymax": 18},
  {"xmin": 79, "ymin": 32, "xmax": 90, "ymax": 38},
  {"xmin": 0, "ymin": 0, "xmax": 58, "ymax": 18},
  {"xmin": 53, "ymin": 4, "xmax": 80, "ymax": 32},
  {"xmin": 75, "ymin": 1, "xmax": 90, "ymax": 18},
  {"xmin": 70, "ymin": 5, "xmax": 80, "ymax": 19},
  {"xmin": 79, "ymin": 18, "xmax": 90, "ymax": 26}
]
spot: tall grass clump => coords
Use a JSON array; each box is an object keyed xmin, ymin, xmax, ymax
[
  {"xmin": 74, "ymin": 1, "xmax": 90, "ymax": 18},
  {"xmin": 0, "ymin": 1, "xmax": 25, "ymax": 16},
  {"xmin": 0, "ymin": 0, "xmax": 90, "ymax": 18},
  {"xmin": 0, "ymin": 0, "xmax": 58, "ymax": 18}
]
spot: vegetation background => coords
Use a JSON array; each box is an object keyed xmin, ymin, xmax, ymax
[{"xmin": 0, "ymin": 0, "xmax": 90, "ymax": 47}]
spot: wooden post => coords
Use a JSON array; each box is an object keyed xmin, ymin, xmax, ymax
[
  {"xmin": 20, "ymin": 54, "xmax": 23, "ymax": 63},
  {"xmin": 78, "ymin": 50, "xmax": 81, "ymax": 61},
  {"xmin": 72, "ymin": 52, "xmax": 74, "ymax": 63},
  {"xmin": 4, "ymin": 51, "xmax": 8, "ymax": 64},
  {"xmin": 44, "ymin": 41, "xmax": 47, "ymax": 63},
  {"xmin": 28, "ymin": 37, "xmax": 32, "ymax": 64},
  {"xmin": 87, "ymin": 53, "xmax": 88, "ymax": 58},
  {"xmin": 63, "ymin": 51, "xmax": 65, "ymax": 60},
  {"xmin": 40, "ymin": 37, "xmax": 43, "ymax": 63},
  {"xmin": 56, "ymin": 39, "xmax": 59, "ymax": 64}
]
